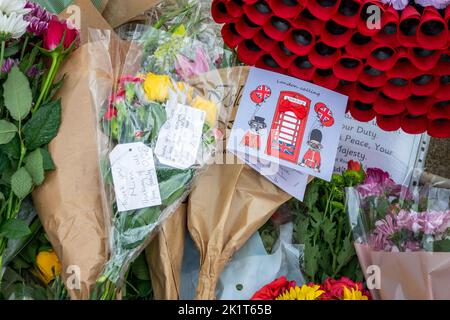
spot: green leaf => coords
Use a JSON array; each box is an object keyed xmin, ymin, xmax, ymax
[
  {"xmin": 0, "ymin": 219, "xmax": 32, "ymax": 239},
  {"xmin": 434, "ymin": 239, "xmax": 450, "ymax": 252},
  {"xmin": 304, "ymin": 181, "xmax": 320, "ymax": 210},
  {"xmin": 4, "ymin": 44, "xmax": 20, "ymax": 58},
  {"xmin": 3, "ymin": 66, "xmax": 33, "ymax": 121},
  {"xmin": 23, "ymin": 100, "xmax": 61, "ymax": 151},
  {"xmin": 0, "ymin": 135, "xmax": 21, "ymax": 159},
  {"xmin": 136, "ymin": 280, "xmax": 152, "ymax": 298},
  {"xmin": 131, "ymin": 254, "xmax": 150, "ymax": 281},
  {"xmin": 304, "ymin": 241, "xmax": 319, "ymax": 282},
  {"xmin": 25, "ymin": 149, "xmax": 45, "ymax": 185},
  {"xmin": 336, "ymin": 237, "xmax": 355, "ymax": 269},
  {"xmin": 0, "ymin": 120, "xmax": 17, "ymax": 145},
  {"xmin": 45, "ymin": 74, "xmax": 66, "ymax": 103},
  {"xmin": 40, "ymin": 148, "xmax": 55, "ymax": 171},
  {"xmin": 322, "ymin": 218, "xmax": 337, "ymax": 245},
  {"xmin": 11, "ymin": 167, "xmax": 33, "ymax": 199}
]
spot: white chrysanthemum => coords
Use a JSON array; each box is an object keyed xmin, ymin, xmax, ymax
[
  {"xmin": 0, "ymin": 0, "xmax": 30, "ymax": 15},
  {"xmin": 0, "ymin": 12, "xmax": 29, "ymax": 40}
]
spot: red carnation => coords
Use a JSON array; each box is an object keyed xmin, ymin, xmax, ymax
[{"xmin": 250, "ymin": 277, "xmax": 296, "ymax": 300}]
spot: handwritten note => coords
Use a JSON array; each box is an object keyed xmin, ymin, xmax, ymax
[
  {"xmin": 155, "ymin": 104, "xmax": 205, "ymax": 170},
  {"xmin": 110, "ymin": 143, "xmax": 161, "ymax": 212}
]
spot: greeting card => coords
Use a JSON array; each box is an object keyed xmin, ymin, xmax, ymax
[{"xmin": 228, "ymin": 67, "xmax": 348, "ymax": 181}]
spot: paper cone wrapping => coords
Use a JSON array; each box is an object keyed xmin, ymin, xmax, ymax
[
  {"xmin": 146, "ymin": 205, "xmax": 187, "ymax": 300},
  {"xmin": 355, "ymin": 244, "xmax": 450, "ymax": 300},
  {"xmin": 189, "ymin": 163, "xmax": 292, "ymax": 300},
  {"xmin": 32, "ymin": 0, "xmax": 114, "ymax": 299},
  {"xmin": 102, "ymin": 0, "xmax": 159, "ymax": 28},
  {"xmin": 144, "ymin": 67, "xmax": 247, "ymax": 300}
]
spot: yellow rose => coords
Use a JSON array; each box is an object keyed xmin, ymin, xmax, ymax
[
  {"xmin": 34, "ymin": 250, "xmax": 62, "ymax": 285},
  {"xmin": 143, "ymin": 73, "xmax": 172, "ymax": 102},
  {"xmin": 191, "ymin": 96, "xmax": 217, "ymax": 126}
]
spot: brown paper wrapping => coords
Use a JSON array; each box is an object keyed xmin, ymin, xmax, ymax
[
  {"xmin": 355, "ymin": 244, "xmax": 450, "ymax": 300},
  {"xmin": 145, "ymin": 67, "xmax": 248, "ymax": 300},
  {"xmin": 145, "ymin": 205, "xmax": 187, "ymax": 300},
  {"xmin": 32, "ymin": 0, "xmax": 114, "ymax": 300},
  {"xmin": 102, "ymin": 0, "xmax": 159, "ymax": 28},
  {"xmin": 189, "ymin": 162, "xmax": 292, "ymax": 300},
  {"xmin": 145, "ymin": 66, "xmax": 307, "ymax": 300}
]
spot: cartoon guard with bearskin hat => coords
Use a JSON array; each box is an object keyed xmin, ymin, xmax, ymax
[{"xmin": 300, "ymin": 129, "xmax": 323, "ymax": 173}]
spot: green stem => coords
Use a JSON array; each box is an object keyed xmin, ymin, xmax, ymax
[
  {"xmin": 33, "ymin": 54, "xmax": 61, "ymax": 112},
  {"xmin": 21, "ymin": 35, "xmax": 30, "ymax": 60},
  {"xmin": 0, "ymin": 41, "xmax": 5, "ymax": 74}
]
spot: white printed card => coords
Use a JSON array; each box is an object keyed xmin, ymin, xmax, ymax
[{"xmin": 227, "ymin": 67, "xmax": 348, "ymax": 182}]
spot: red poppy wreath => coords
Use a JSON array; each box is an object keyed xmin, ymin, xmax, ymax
[{"xmin": 212, "ymin": 0, "xmax": 450, "ymax": 138}]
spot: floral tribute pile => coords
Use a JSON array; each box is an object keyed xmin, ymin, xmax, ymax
[
  {"xmin": 0, "ymin": 0, "xmax": 78, "ymax": 277},
  {"xmin": 211, "ymin": 0, "xmax": 450, "ymax": 138},
  {"xmin": 251, "ymin": 276, "xmax": 371, "ymax": 300}
]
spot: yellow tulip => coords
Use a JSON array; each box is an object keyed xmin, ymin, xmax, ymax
[
  {"xmin": 143, "ymin": 73, "xmax": 172, "ymax": 102},
  {"xmin": 191, "ymin": 96, "xmax": 217, "ymax": 126},
  {"xmin": 34, "ymin": 250, "xmax": 62, "ymax": 285}
]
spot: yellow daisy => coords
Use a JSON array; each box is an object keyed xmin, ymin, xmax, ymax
[
  {"xmin": 276, "ymin": 285, "xmax": 325, "ymax": 300},
  {"xmin": 343, "ymin": 287, "xmax": 369, "ymax": 300}
]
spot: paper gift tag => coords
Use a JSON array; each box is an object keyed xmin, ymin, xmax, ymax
[
  {"xmin": 110, "ymin": 142, "xmax": 162, "ymax": 212},
  {"xmin": 155, "ymin": 103, "xmax": 206, "ymax": 170}
]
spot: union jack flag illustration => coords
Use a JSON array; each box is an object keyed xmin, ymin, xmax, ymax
[
  {"xmin": 317, "ymin": 106, "xmax": 333, "ymax": 124},
  {"xmin": 255, "ymin": 85, "xmax": 271, "ymax": 101},
  {"xmin": 277, "ymin": 141, "xmax": 295, "ymax": 155}
]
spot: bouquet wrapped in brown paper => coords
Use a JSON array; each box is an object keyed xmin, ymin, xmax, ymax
[
  {"xmin": 88, "ymin": 0, "xmax": 240, "ymax": 299},
  {"xmin": 145, "ymin": 66, "xmax": 247, "ymax": 300},
  {"xmin": 347, "ymin": 169, "xmax": 450, "ymax": 300},
  {"xmin": 32, "ymin": 0, "xmax": 116, "ymax": 300}
]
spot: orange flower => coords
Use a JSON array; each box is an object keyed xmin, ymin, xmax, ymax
[{"xmin": 347, "ymin": 160, "xmax": 362, "ymax": 172}]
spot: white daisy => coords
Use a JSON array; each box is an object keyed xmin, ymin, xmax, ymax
[
  {"xmin": 0, "ymin": 0, "xmax": 30, "ymax": 15},
  {"xmin": 0, "ymin": 12, "xmax": 29, "ymax": 40}
]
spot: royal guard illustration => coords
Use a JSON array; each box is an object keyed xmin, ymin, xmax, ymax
[
  {"xmin": 266, "ymin": 91, "xmax": 311, "ymax": 163},
  {"xmin": 240, "ymin": 84, "xmax": 272, "ymax": 151},
  {"xmin": 241, "ymin": 116, "xmax": 267, "ymax": 150},
  {"xmin": 300, "ymin": 129, "xmax": 323, "ymax": 173}
]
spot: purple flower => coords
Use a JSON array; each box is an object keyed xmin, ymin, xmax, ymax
[
  {"xmin": 357, "ymin": 168, "xmax": 401, "ymax": 197},
  {"xmin": 369, "ymin": 215, "xmax": 398, "ymax": 251},
  {"xmin": 381, "ymin": 0, "xmax": 409, "ymax": 10},
  {"xmin": 26, "ymin": 16, "xmax": 48, "ymax": 36},
  {"xmin": 26, "ymin": 64, "xmax": 41, "ymax": 78},
  {"xmin": 414, "ymin": 0, "xmax": 450, "ymax": 9},
  {"xmin": 1, "ymin": 58, "xmax": 18, "ymax": 74},
  {"xmin": 396, "ymin": 210, "xmax": 450, "ymax": 235},
  {"xmin": 175, "ymin": 47, "xmax": 210, "ymax": 81},
  {"xmin": 404, "ymin": 240, "xmax": 421, "ymax": 252},
  {"xmin": 24, "ymin": 1, "xmax": 52, "ymax": 36},
  {"xmin": 421, "ymin": 210, "xmax": 450, "ymax": 235}
]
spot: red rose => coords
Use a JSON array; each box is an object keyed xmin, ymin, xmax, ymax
[
  {"xmin": 43, "ymin": 17, "xmax": 79, "ymax": 51},
  {"xmin": 250, "ymin": 277, "xmax": 296, "ymax": 300},
  {"xmin": 347, "ymin": 160, "xmax": 362, "ymax": 172}
]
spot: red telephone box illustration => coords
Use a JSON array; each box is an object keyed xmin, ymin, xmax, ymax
[{"xmin": 266, "ymin": 91, "xmax": 311, "ymax": 163}]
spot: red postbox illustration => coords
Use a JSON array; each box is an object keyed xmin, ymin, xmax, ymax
[{"xmin": 266, "ymin": 91, "xmax": 311, "ymax": 163}]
